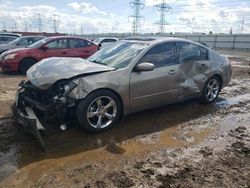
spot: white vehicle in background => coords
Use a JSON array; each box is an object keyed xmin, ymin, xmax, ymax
[{"xmin": 94, "ymin": 37, "xmax": 119, "ymax": 48}]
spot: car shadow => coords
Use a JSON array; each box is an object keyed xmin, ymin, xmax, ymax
[{"xmin": 15, "ymin": 97, "xmax": 224, "ymax": 168}]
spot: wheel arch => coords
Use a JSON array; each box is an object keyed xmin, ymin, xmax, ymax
[{"xmin": 18, "ymin": 57, "xmax": 38, "ymax": 72}]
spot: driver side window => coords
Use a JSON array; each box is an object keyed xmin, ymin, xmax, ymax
[{"xmin": 139, "ymin": 42, "xmax": 176, "ymax": 68}]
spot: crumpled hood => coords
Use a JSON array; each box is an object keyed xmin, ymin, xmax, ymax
[{"xmin": 27, "ymin": 57, "xmax": 115, "ymax": 90}]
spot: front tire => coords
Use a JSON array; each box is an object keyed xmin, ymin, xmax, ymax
[
  {"xmin": 77, "ymin": 90, "xmax": 121, "ymax": 132},
  {"xmin": 201, "ymin": 76, "xmax": 221, "ymax": 103},
  {"xmin": 19, "ymin": 58, "xmax": 37, "ymax": 74}
]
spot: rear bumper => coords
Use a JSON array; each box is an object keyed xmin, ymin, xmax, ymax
[{"xmin": 13, "ymin": 88, "xmax": 46, "ymax": 147}]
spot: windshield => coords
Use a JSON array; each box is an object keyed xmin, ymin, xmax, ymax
[
  {"xmin": 88, "ymin": 41, "xmax": 148, "ymax": 69},
  {"xmin": 93, "ymin": 38, "xmax": 102, "ymax": 43},
  {"xmin": 28, "ymin": 38, "xmax": 49, "ymax": 48},
  {"xmin": 8, "ymin": 37, "xmax": 20, "ymax": 45}
]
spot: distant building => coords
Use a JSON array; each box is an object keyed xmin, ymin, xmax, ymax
[{"xmin": 12, "ymin": 31, "xmax": 66, "ymax": 37}]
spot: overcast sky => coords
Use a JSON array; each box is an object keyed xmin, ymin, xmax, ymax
[{"xmin": 0, "ymin": 0, "xmax": 249, "ymax": 34}]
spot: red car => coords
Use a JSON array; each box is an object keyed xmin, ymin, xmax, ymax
[{"xmin": 0, "ymin": 36, "xmax": 98, "ymax": 74}]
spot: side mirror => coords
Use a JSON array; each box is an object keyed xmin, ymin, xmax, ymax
[
  {"xmin": 135, "ymin": 62, "xmax": 155, "ymax": 72},
  {"xmin": 40, "ymin": 46, "xmax": 48, "ymax": 51}
]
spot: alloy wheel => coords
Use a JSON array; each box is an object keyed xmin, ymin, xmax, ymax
[
  {"xmin": 206, "ymin": 79, "xmax": 220, "ymax": 102},
  {"xmin": 87, "ymin": 96, "xmax": 117, "ymax": 129}
]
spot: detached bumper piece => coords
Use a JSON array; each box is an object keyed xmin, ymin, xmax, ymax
[
  {"xmin": 13, "ymin": 105, "xmax": 46, "ymax": 148},
  {"xmin": 13, "ymin": 82, "xmax": 47, "ymax": 148}
]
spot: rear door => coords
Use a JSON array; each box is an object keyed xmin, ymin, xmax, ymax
[
  {"xmin": 129, "ymin": 42, "xmax": 182, "ymax": 112},
  {"xmin": 68, "ymin": 39, "xmax": 97, "ymax": 58},
  {"xmin": 176, "ymin": 42, "xmax": 211, "ymax": 98},
  {"xmin": 40, "ymin": 38, "xmax": 69, "ymax": 59}
]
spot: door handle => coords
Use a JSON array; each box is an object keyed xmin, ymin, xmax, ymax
[
  {"xmin": 84, "ymin": 51, "xmax": 90, "ymax": 53},
  {"xmin": 62, "ymin": 51, "xmax": 67, "ymax": 54},
  {"xmin": 200, "ymin": 64, "xmax": 206, "ymax": 68},
  {"xmin": 169, "ymin": 70, "xmax": 175, "ymax": 75}
]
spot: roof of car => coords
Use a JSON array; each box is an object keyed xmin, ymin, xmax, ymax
[
  {"xmin": 47, "ymin": 36, "xmax": 89, "ymax": 40},
  {"xmin": 0, "ymin": 32, "xmax": 21, "ymax": 37},
  {"xmin": 123, "ymin": 36, "xmax": 209, "ymax": 48},
  {"xmin": 20, "ymin": 35, "xmax": 45, "ymax": 38}
]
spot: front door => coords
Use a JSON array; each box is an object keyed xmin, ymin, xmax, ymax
[{"xmin": 129, "ymin": 42, "xmax": 181, "ymax": 112}]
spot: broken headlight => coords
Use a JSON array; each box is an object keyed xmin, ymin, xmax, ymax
[{"xmin": 52, "ymin": 81, "xmax": 77, "ymax": 101}]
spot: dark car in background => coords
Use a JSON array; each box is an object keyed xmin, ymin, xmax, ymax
[
  {"xmin": 0, "ymin": 36, "xmax": 98, "ymax": 74},
  {"xmin": 0, "ymin": 36, "xmax": 45, "ymax": 54}
]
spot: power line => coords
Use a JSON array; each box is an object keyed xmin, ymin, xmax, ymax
[
  {"xmin": 154, "ymin": 0, "xmax": 172, "ymax": 34},
  {"xmin": 129, "ymin": 0, "xmax": 145, "ymax": 35}
]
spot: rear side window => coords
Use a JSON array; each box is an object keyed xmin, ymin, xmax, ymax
[
  {"xmin": 69, "ymin": 39, "xmax": 92, "ymax": 48},
  {"xmin": 177, "ymin": 42, "xmax": 209, "ymax": 62},
  {"xmin": 102, "ymin": 39, "xmax": 117, "ymax": 43},
  {"xmin": 140, "ymin": 42, "xmax": 176, "ymax": 68}
]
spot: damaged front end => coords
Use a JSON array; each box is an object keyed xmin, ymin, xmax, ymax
[{"xmin": 13, "ymin": 80, "xmax": 77, "ymax": 147}]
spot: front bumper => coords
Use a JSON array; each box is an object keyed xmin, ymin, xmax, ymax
[
  {"xmin": 0, "ymin": 59, "xmax": 19, "ymax": 71},
  {"xmin": 13, "ymin": 88, "xmax": 46, "ymax": 147}
]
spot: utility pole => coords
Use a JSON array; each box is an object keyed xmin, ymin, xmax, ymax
[
  {"xmin": 14, "ymin": 21, "xmax": 17, "ymax": 31},
  {"xmin": 129, "ymin": 0, "xmax": 145, "ymax": 35},
  {"xmin": 29, "ymin": 22, "xmax": 32, "ymax": 32},
  {"xmin": 24, "ymin": 20, "xmax": 28, "ymax": 32},
  {"xmin": 53, "ymin": 14, "xmax": 58, "ymax": 33},
  {"xmin": 80, "ymin": 25, "xmax": 83, "ymax": 35},
  {"xmin": 154, "ymin": 0, "xmax": 172, "ymax": 34},
  {"xmin": 241, "ymin": 17, "xmax": 245, "ymax": 34},
  {"xmin": 38, "ymin": 13, "xmax": 42, "ymax": 32},
  {"xmin": 2, "ymin": 22, "xmax": 6, "ymax": 31}
]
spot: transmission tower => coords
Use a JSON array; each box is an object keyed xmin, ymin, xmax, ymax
[
  {"xmin": 129, "ymin": 0, "xmax": 145, "ymax": 35},
  {"xmin": 154, "ymin": 0, "xmax": 172, "ymax": 34}
]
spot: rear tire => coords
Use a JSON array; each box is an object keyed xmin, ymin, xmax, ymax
[
  {"xmin": 77, "ymin": 90, "xmax": 121, "ymax": 133},
  {"xmin": 19, "ymin": 58, "xmax": 37, "ymax": 74},
  {"xmin": 201, "ymin": 76, "xmax": 222, "ymax": 103}
]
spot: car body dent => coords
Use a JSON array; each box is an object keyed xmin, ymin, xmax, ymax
[{"xmin": 70, "ymin": 69, "xmax": 131, "ymax": 114}]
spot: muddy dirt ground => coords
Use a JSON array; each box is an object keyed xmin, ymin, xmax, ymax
[{"xmin": 0, "ymin": 50, "xmax": 249, "ymax": 187}]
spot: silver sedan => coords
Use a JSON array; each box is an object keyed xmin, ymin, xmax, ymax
[{"xmin": 15, "ymin": 37, "xmax": 231, "ymax": 134}]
